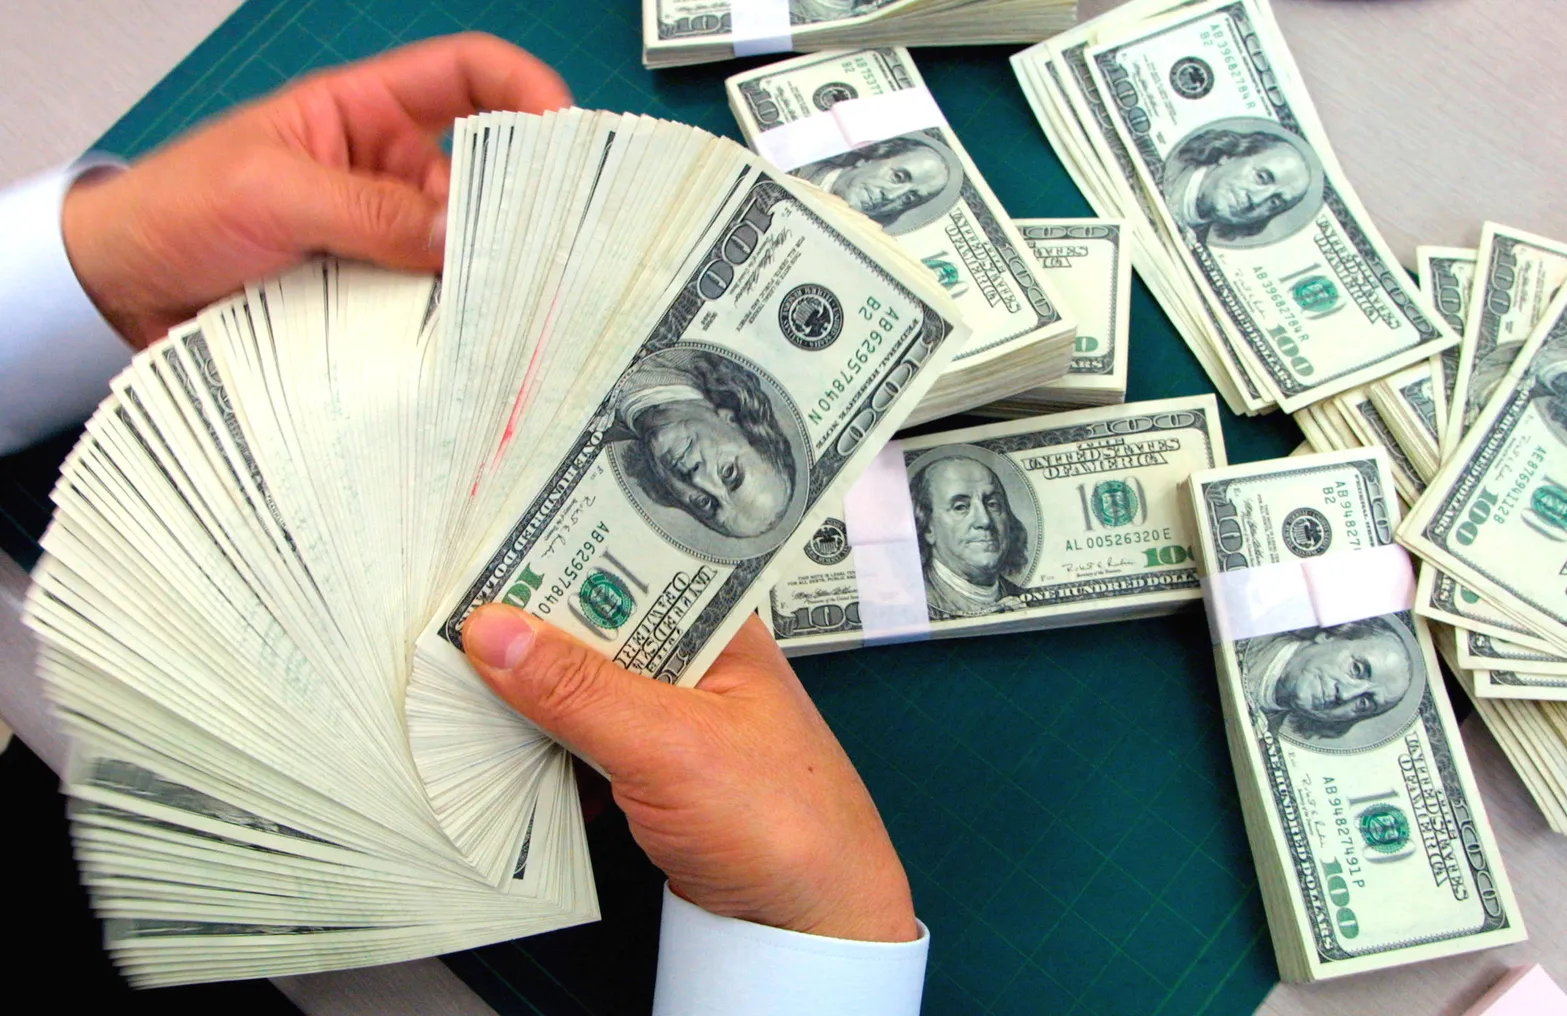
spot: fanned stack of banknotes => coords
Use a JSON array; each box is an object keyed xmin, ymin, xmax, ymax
[
  {"xmin": 23, "ymin": 110, "xmax": 974, "ymax": 985},
  {"xmin": 643, "ymin": 0, "xmax": 1077, "ymax": 68},
  {"xmin": 1284, "ymin": 226, "xmax": 1567, "ymax": 834},
  {"xmin": 20, "ymin": 0, "xmax": 1565, "ymax": 993}
]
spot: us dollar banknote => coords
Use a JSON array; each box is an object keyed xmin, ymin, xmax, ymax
[
  {"xmin": 1189, "ymin": 448, "xmax": 1523, "ymax": 980},
  {"xmin": 766, "ymin": 395, "xmax": 1226, "ymax": 655},
  {"xmin": 1419, "ymin": 246, "xmax": 1479, "ymax": 339},
  {"xmin": 643, "ymin": 0, "xmax": 1075, "ymax": 68},
  {"xmin": 1403, "ymin": 284, "xmax": 1567, "ymax": 655},
  {"xmin": 1417, "ymin": 244, "xmax": 1477, "ymax": 447},
  {"xmin": 1007, "ymin": 218, "xmax": 1130, "ymax": 409},
  {"xmin": 1444, "ymin": 223, "xmax": 1567, "ymax": 445},
  {"xmin": 420, "ymin": 167, "xmax": 967, "ymax": 686},
  {"xmin": 725, "ymin": 49, "xmax": 1073, "ymax": 384},
  {"xmin": 1415, "ymin": 228, "xmax": 1567, "ymax": 651},
  {"xmin": 1086, "ymin": 0, "xmax": 1456, "ymax": 412},
  {"xmin": 1368, "ymin": 361, "xmax": 1441, "ymax": 482}
]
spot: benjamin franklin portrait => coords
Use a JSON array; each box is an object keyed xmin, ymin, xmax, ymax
[
  {"xmin": 789, "ymin": 0, "xmax": 898, "ymax": 22},
  {"xmin": 911, "ymin": 453, "xmax": 1030, "ymax": 620},
  {"xmin": 1161, "ymin": 120, "xmax": 1323, "ymax": 247},
  {"xmin": 795, "ymin": 135, "xmax": 965, "ymax": 236},
  {"xmin": 1239, "ymin": 616, "xmax": 1423, "ymax": 750},
  {"xmin": 609, "ymin": 348, "xmax": 799, "ymax": 544}
]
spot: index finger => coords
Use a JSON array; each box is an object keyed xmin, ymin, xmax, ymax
[{"xmin": 316, "ymin": 32, "xmax": 573, "ymax": 133}]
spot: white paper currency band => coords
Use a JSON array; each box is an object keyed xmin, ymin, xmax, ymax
[
  {"xmin": 844, "ymin": 441, "xmax": 930, "ymax": 646},
  {"xmin": 730, "ymin": 0, "xmax": 793, "ymax": 58},
  {"xmin": 752, "ymin": 88, "xmax": 948, "ymax": 172},
  {"xmin": 1202, "ymin": 544, "xmax": 1416, "ymax": 643}
]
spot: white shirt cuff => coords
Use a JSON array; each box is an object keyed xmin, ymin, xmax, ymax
[
  {"xmin": 0, "ymin": 155, "xmax": 132, "ymax": 457},
  {"xmin": 652, "ymin": 884, "xmax": 929, "ymax": 1016}
]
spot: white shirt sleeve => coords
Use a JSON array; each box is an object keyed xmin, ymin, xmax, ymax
[
  {"xmin": 0, "ymin": 157, "xmax": 132, "ymax": 457},
  {"xmin": 652, "ymin": 884, "xmax": 929, "ymax": 1016}
]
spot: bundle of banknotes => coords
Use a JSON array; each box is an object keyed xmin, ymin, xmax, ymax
[
  {"xmin": 1011, "ymin": 0, "xmax": 1457, "ymax": 417},
  {"xmin": 766, "ymin": 394, "xmax": 1223, "ymax": 653},
  {"xmin": 726, "ymin": 47, "xmax": 1080, "ymax": 423},
  {"xmin": 1187, "ymin": 447, "xmax": 1525, "ymax": 979},
  {"xmin": 642, "ymin": 0, "xmax": 1076, "ymax": 68},
  {"xmin": 984, "ymin": 217, "xmax": 1131, "ymax": 414},
  {"xmin": 22, "ymin": 110, "xmax": 972, "ymax": 985}
]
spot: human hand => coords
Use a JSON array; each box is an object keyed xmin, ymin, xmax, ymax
[
  {"xmin": 462, "ymin": 606, "xmax": 920, "ymax": 944},
  {"xmin": 62, "ymin": 33, "xmax": 572, "ymax": 348}
]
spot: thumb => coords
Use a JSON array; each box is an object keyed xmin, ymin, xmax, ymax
[
  {"xmin": 281, "ymin": 158, "xmax": 446, "ymax": 271},
  {"xmin": 462, "ymin": 603, "xmax": 679, "ymax": 775}
]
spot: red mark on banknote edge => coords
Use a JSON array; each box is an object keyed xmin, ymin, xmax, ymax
[{"xmin": 481, "ymin": 292, "xmax": 565, "ymax": 490}]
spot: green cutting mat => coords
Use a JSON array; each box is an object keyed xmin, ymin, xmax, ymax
[{"xmin": 84, "ymin": 0, "xmax": 1307, "ymax": 1012}]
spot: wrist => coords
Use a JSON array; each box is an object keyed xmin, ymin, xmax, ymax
[
  {"xmin": 61, "ymin": 168, "xmax": 154, "ymax": 347},
  {"xmin": 676, "ymin": 846, "xmax": 919, "ymax": 944},
  {"xmin": 792, "ymin": 862, "xmax": 920, "ymax": 944}
]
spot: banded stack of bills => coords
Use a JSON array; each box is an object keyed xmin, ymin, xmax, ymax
[
  {"xmin": 726, "ymin": 47, "xmax": 1077, "ymax": 424},
  {"xmin": 1011, "ymin": 0, "xmax": 1456, "ymax": 417},
  {"xmin": 766, "ymin": 394, "xmax": 1225, "ymax": 654},
  {"xmin": 643, "ymin": 0, "xmax": 1077, "ymax": 69},
  {"xmin": 22, "ymin": 110, "xmax": 968, "ymax": 985},
  {"xmin": 1188, "ymin": 447, "xmax": 1524, "ymax": 980},
  {"xmin": 979, "ymin": 218, "xmax": 1130, "ymax": 416}
]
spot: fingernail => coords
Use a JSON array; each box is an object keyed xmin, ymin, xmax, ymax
[
  {"xmin": 427, "ymin": 209, "xmax": 447, "ymax": 252},
  {"xmin": 464, "ymin": 606, "xmax": 535, "ymax": 670}
]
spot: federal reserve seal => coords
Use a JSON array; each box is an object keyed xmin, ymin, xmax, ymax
[
  {"xmin": 1090, "ymin": 479, "xmax": 1140, "ymax": 528},
  {"xmin": 778, "ymin": 284, "xmax": 844, "ymax": 350},
  {"xmin": 579, "ymin": 571, "xmax": 635, "ymax": 631},
  {"xmin": 1357, "ymin": 802, "xmax": 1411, "ymax": 854},
  {"xmin": 1169, "ymin": 57, "xmax": 1214, "ymax": 100},
  {"xmin": 803, "ymin": 518, "xmax": 850, "ymax": 566},
  {"xmin": 812, "ymin": 82, "xmax": 858, "ymax": 110},
  {"xmin": 1281, "ymin": 507, "xmax": 1332, "ymax": 557}
]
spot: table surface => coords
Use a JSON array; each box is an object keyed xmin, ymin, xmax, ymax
[{"xmin": 1, "ymin": 2, "xmax": 1563, "ymax": 1015}]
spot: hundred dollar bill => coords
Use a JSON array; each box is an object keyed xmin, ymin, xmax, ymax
[
  {"xmin": 1188, "ymin": 447, "xmax": 1524, "ymax": 981},
  {"xmin": 1368, "ymin": 361, "xmax": 1441, "ymax": 482},
  {"xmin": 1012, "ymin": 0, "xmax": 1275, "ymax": 417},
  {"xmin": 1415, "ymin": 563, "xmax": 1564, "ymax": 655},
  {"xmin": 1472, "ymin": 667, "xmax": 1567, "ymax": 702},
  {"xmin": 1417, "ymin": 244, "xmax": 1476, "ymax": 449},
  {"xmin": 646, "ymin": 0, "xmax": 909, "ymax": 67},
  {"xmin": 1432, "ymin": 626, "xmax": 1567, "ymax": 833},
  {"xmin": 1458, "ymin": 629, "xmax": 1567, "ymax": 679},
  {"xmin": 1419, "ymin": 246, "xmax": 1479, "ymax": 339},
  {"xmin": 726, "ymin": 48, "xmax": 1074, "ymax": 420},
  {"xmin": 1332, "ymin": 387, "xmax": 1424, "ymax": 504},
  {"xmin": 1086, "ymin": 0, "xmax": 1456, "ymax": 412},
  {"xmin": 1415, "ymin": 230, "xmax": 1567, "ymax": 655},
  {"xmin": 980, "ymin": 218, "xmax": 1131, "ymax": 415},
  {"xmin": 418, "ymin": 167, "xmax": 967, "ymax": 687},
  {"xmin": 644, "ymin": 0, "xmax": 1075, "ymax": 69},
  {"xmin": 1402, "ymin": 284, "xmax": 1567, "ymax": 655},
  {"xmin": 766, "ymin": 394, "xmax": 1226, "ymax": 655},
  {"xmin": 1444, "ymin": 224, "xmax": 1567, "ymax": 449}
]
